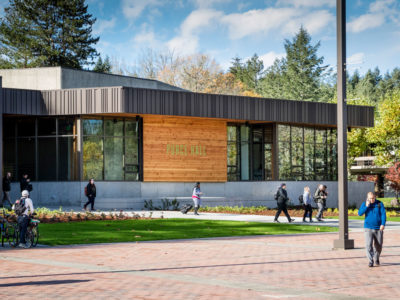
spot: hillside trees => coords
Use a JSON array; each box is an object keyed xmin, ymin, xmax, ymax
[{"xmin": 0, "ymin": 0, "xmax": 99, "ymax": 69}]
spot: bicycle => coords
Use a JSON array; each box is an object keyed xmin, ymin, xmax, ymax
[
  {"xmin": 25, "ymin": 214, "xmax": 40, "ymax": 248},
  {"xmin": 0, "ymin": 208, "xmax": 18, "ymax": 247}
]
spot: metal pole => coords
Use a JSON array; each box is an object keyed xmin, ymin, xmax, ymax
[{"xmin": 334, "ymin": 0, "xmax": 354, "ymax": 249}]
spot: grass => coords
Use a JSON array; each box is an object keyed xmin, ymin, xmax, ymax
[
  {"xmin": 377, "ymin": 197, "xmax": 398, "ymax": 207},
  {"xmin": 38, "ymin": 218, "xmax": 337, "ymax": 246}
]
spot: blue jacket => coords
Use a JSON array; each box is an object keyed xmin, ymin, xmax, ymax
[{"xmin": 358, "ymin": 200, "xmax": 386, "ymax": 230}]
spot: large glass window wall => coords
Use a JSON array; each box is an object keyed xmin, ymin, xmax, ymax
[
  {"xmin": 82, "ymin": 117, "xmax": 141, "ymax": 181},
  {"xmin": 3, "ymin": 117, "xmax": 78, "ymax": 181},
  {"xmin": 3, "ymin": 116, "xmax": 141, "ymax": 182},
  {"xmin": 278, "ymin": 124, "xmax": 337, "ymax": 181}
]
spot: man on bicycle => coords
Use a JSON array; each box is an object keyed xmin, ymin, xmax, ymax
[{"xmin": 14, "ymin": 190, "xmax": 34, "ymax": 248}]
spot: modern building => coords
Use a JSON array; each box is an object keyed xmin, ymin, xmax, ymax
[{"xmin": 0, "ymin": 67, "xmax": 374, "ymax": 209}]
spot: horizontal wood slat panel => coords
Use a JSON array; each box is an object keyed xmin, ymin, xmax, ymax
[{"xmin": 143, "ymin": 115, "xmax": 227, "ymax": 182}]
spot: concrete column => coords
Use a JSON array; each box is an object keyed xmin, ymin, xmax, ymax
[{"xmin": 76, "ymin": 117, "xmax": 83, "ymax": 180}]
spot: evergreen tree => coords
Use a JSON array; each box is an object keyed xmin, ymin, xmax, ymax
[
  {"xmin": 93, "ymin": 55, "xmax": 111, "ymax": 73},
  {"xmin": 259, "ymin": 27, "xmax": 331, "ymax": 102},
  {"xmin": 229, "ymin": 54, "xmax": 264, "ymax": 92},
  {"xmin": 0, "ymin": 0, "xmax": 99, "ymax": 69},
  {"xmin": 283, "ymin": 26, "xmax": 329, "ymax": 101}
]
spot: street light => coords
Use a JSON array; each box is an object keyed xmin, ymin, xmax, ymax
[{"xmin": 333, "ymin": 0, "xmax": 354, "ymax": 249}]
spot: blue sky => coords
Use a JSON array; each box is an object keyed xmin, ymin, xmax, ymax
[{"xmin": 3, "ymin": 0, "xmax": 400, "ymax": 75}]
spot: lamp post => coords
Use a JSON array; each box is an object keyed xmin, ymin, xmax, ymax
[{"xmin": 334, "ymin": 0, "xmax": 354, "ymax": 249}]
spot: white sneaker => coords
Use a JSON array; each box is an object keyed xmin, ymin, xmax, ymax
[{"xmin": 18, "ymin": 243, "xmax": 28, "ymax": 249}]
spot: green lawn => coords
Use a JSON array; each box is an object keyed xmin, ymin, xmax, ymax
[{"xmin": 38, "ymin": 218, "xmax": 337, "ymax": 246}]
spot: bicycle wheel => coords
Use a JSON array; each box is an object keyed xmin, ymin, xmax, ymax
[
  {"xmin": 25, "ymin": 229, "xmax": 33, "ymax": 248},
  {"xmin": 7, "ymin": 224, "xmax": 18, "ymax": 247},
  {"xmin": 1, "ymin": 224, "xmax": 4, "ymax": 247},
  {"xmin": 31, "ymin": 226, "xmax": 39, "ymax": 247}
]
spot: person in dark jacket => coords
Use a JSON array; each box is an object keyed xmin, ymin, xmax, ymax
[
  {"xmin": 20, "ymin": 174, "xmax": 32, "ymax": 192},
  {"xmin": 274, "ymin": 183, "xmax": 295, "ymax": 223},
  {"xmin": 358, "ymin": 192, "xmax": 386, "ymax": 267},
  {"xmin": 314, "ymin": 184, "xmax": 326, "ymax": 221},
  {"xmin": 2, "ymin": 172, "xmax": 12, "ymax": 208},
  {"xmin": 83, "ymin": 178, "xmax": 96, "ymax": 211}
]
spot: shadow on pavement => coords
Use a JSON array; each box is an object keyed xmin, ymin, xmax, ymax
[{"xmin": 0, "ymin": 279, "xmax": 92, "ymax": 287}]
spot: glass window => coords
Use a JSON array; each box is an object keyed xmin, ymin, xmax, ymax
[
  {"xmin": 17, "ymin": 138, "xmax": 35, "ymax": 181},
  {"xmin": 227, "ymin": 126, "xmax": 237, "ymax": 141},
  {"xmin": 4, "ymin": 118, "xmax": 16, "ymax": 138},
  {"xmin": 304, "ymin": 128, "xmax": 314, "ymax": 143},
  {"xmin": 83, "ymin": 137, "xmax": 104, "ymax": 180},
  {"xmin": 125, "ymin": 138, "xmax": 139, "ymax": 165},
  {"xmin": 59, "ymin": 137, "xmax": 78, "ymax": 180},
  {"xmin": 104, "ymin": 137, "xmax": 124, "ymax": 180},
  {"xmin": 304, "ymin": 143, "xmax": 314, "ymax": 179},
  {"xmin": 291, "ymin": 126, "xmax": 303, "ymax": 143},
  {"xmin": 125, "ymin": 120, "xmax": 139, "ymax": 137},
  {"xmin": 17, "ymin": 119, "xmax": 35, "ymax": 136},
  {"xmin": 264, "ymin": 143, "xmax": 272, "ymax": 180},
  {"xmin": 315, "ymin": 129, "xmax": 327, "ymax": 144},
  {"xmin": 38, "ymin": 138, "xmax": 57, "ymax": 180},
  {"xmin": 105, "ymin": 119, "xmax": 124, "ymax": 137},
  {"xmin": 278, "ymin": 125, "xmax": 290, "ymax": 142},
  {"xmin": 240, "ymin": 126, "xmax": 250, "ymax": 181},
  {"xmin": 58, "ymin": 118, "xmax": 75, "ymax": 135},
  {"xmin": 227, "ymin": 143, "xmax": 238, "ymax": 167},
  {"xmin": 83, "ymin": 119, "xmax": 103, "ymax": 136},
  {"xmin": 278, "ymin": 141, "xmax": 291, "ymax": 180},
  {"xmin": 38, "ymin": 118, "xmax": 56, "ymax": 136},
  {"xmin": 4, "ymin": 139, "xmax": 16, "ymax": 176}
]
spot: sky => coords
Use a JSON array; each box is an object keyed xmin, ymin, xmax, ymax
[{"xmin": 3, "ymin": 0, "xmax": 400, "ymax": 75}]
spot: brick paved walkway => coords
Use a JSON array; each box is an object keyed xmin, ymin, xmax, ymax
[{"xmin": 1, "ymin": 229, "xmax": 400, "ymax": 299}]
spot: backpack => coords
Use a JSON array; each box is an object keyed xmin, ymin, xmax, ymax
[
  {"xmin": 84, "ymin": 186, "xmax": 88, "ymax": 196},
  {"xmin": 298, "ymin": 194, "xmax": 304, "ymax": 205},
  {"xmin": 274, "ymin": 190, "xmax": 279, "ymax": 201},
  {"xmin": 14, "ymin": 197, "xmax": 27, "ymax": 216}
]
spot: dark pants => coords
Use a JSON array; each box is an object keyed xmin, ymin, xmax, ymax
[
  {"xmin": 274, "ymin": 202, "xmax": 291, "ymax": 221},
  {"xmin": 2, "ymin": 191, "xmax": 12, "ymax": 207},
  {"xmin": 303, "ymin": 204, "xmax": 313, "ymax": 220},
  {"xmin": 84, "ymin": 196, "xmax": 95, "ymax": 210},
  {"xmin": 365, "ymin": 229, "xmax": 384, "ymax": 264},
  {"xmin": 18, "ymin": 215, "xmax": 29, "ymax": 244}
]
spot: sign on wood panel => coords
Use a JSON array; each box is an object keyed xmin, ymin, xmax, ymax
[{"xmin": 143, "ymin": 115, "xmax": 227, "ymax": 182}]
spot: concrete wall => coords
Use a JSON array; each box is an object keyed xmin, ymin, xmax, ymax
[
  {"xmin": 0, "ymin": 68, "xmax": 61, "ymax": 90},
  {"xmin": 9, "ymin": 181, "xmax": 374, "ymax": 210},
  {"xmin": 0, "ymin": 67, "xmax": 183, "ymax": 92}
]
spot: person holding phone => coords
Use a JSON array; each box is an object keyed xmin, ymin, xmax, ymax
[{"xmin": 358, "ymin": 192, "xmax": 386, "ymax": 267}]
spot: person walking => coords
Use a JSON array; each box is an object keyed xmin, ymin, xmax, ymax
[
  {"xmin": 2, "ymin": 172, "xmax": 12, "ymax": 208},
  {"xmin": 20, "ymin": 174, "xmax": 32, "ymax": 193},
  {"xmin": 83, "ymin": 178, "xmax": 96, "ymax": 211},
  {"xmin": 274, "ymin": 183, "xmax": 294, "ymax": 223},
  {"xmin": 358, "ymin": 192, "xmax": 386, "ymax": 267},
  {"xmin": 302, "ymin": 186, "xmax": 313, "ymax": 222},
  {"xmin": 14, "ymin": 190, "xmax": 34, "ymax": 248},
  {"xmin": 314, "ymin": 184, "xmax": 326, "ymax": 221},
  {"xmin": 192, "ymin": 182, "xmax": 203, "ymax": 215}
]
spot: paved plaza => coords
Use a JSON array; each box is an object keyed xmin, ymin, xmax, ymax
[{"xmin": 1, "ymin": 214, "xmax": 400, "ymax": 300}]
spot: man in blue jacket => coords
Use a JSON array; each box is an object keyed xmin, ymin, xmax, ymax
[{"xmin": 358, "ymin": 192, "xmax": 386, "ymax": 267}]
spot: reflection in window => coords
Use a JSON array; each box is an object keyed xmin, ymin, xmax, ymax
[
  {"xmin": 83, "ymin": 137, "xmax": 104, "ymax": 180},
  {"xmin": 227, "ymin": 126, "xmax": 239, "ymax": 181},
  {"xmin": 278, "ymin": 124, "xmax": 337, "ymax": 181},
  {"xmin": 82, "ymin": 118, "xmax": 141, "ymax": 181},
  {"xmin": 38, "ymin": 138, "xmax": 57, "ymax": 180}
]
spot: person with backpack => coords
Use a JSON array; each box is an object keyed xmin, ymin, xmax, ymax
[
  {"xmin": 302, "ymin": 186, "xmax": 313, "ymax": 222},
  {"xmin": 14, "ymin": 190, "xmax": 34, "ymax": 248},
  {"xmin": 314, "ymin": 184, "xmax": 326, "ymax": 221},
  {"xmin": 2, "ymin": 172, "xmax": 12, "ymax": 208},
  {"xmin": 83, "ymin": 178, "xmax": 96, "ymax": 211},
  {"xmin": 192, "ymin": 182, "xmax": 203, "ymax": 215},
  {"xmin": 358, "ymin": 192, "xmax": 386, "ymax": 267},
  {"xmin": 274, "ymin": 183, "xmax": 294, "ymax": 223}
]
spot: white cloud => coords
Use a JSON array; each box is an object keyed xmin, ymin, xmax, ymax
[
  {"xmin": 192, "ymin": 0, "xmax": 231, "ymax": 9},
  {"xmin": 167, "ymin": 9, "xmax": 223, "ymax": 54},
  {"xmin": 133, "ymin": 26, "xmax": 161, "ymax": 49},
  {"xmin": 221, "ymin": 7, "xmax": 334, "ymax": 39},
  {"xmin": 259, "ymin": 51, "xmax": 286, "ymax": 67},
  {"xmin": 93, "ymin": 17, "xmax": 117, "ymax": 35},
  {"xmin": 348, "ymin": 0, "xmax": 399, "ymax": 33},
  {"xmin": 347, "ymin": 52, "xmax": 365, "ymax": 65},
  {"xmin": 276, "ymin": 0, "xmax": 335, "ymax": 8},
  {"xmin": 122, "ymin": 0, "xmax": 162, "ymax": 20}
]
